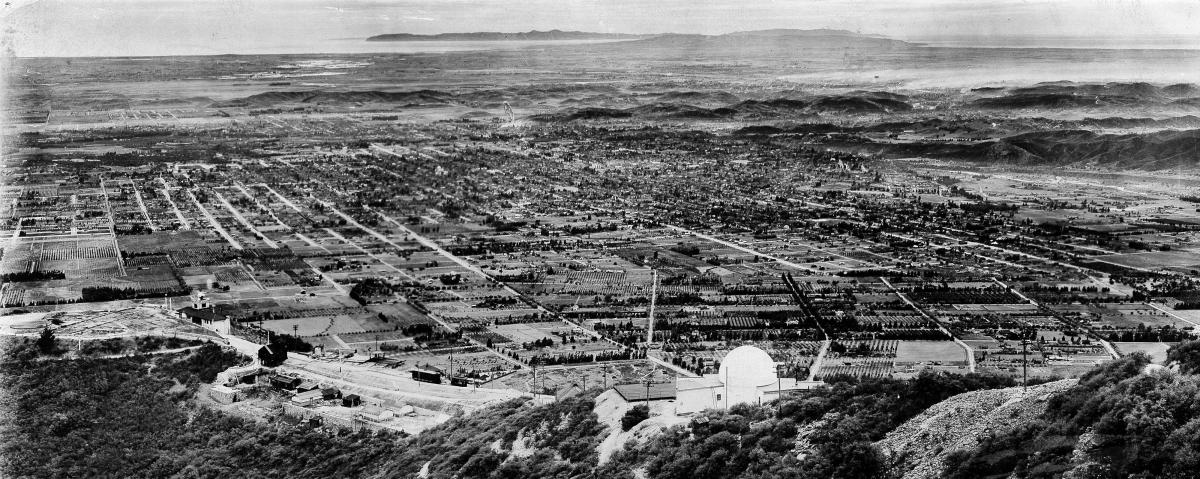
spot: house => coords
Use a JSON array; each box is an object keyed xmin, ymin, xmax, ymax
[
  {"xmin": 296, "ymin": 381, "xmax": 320, "ymax": 393},
  {"xmin": 342, "ymin": 394, "xmax": 362, "ymax": 407},
  {"xmin": 179, "ymin": 306, "xmax": 227, "ymax": 326},
  {"xmin": 291, "ymin": 389, "xmax": 324, "ymax": 407},
  {"xmin": 259, "ymin": 345, "xmax": 288, "ymax": 367},
  {"xmin": 356, "ymin": 405, "xmax": 394, "ymax": 422},
  {"xmin": 270, "ymin": 374, "xmax": 302, "ymax": 390},
  {"xmin": 410, "ymin": 367, "xmax": 442, "ymax": 384},
  {"xmin": 223, "ymin": 366, "xmax": 263, "ymax": 385},
  {"xmin": 321, "ymin": 387, "xmax": 342, "ymax": 400}
]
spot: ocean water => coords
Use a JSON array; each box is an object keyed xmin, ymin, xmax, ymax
[{"xmin": 777, "ymin": 47, "xmax": 1200, "ymax": 88}]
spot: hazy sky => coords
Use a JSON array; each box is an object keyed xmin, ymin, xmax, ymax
[{"xmin": 3, "ymin": 0, "xmax": 1200, "ymax": 57}]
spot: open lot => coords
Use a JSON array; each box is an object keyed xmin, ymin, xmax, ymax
[{"xmin": 895, "ymin": 341, "xmax": 967, "ymax": 363}]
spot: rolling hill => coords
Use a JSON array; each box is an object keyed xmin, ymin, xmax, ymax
[{"xmin": 367, "ymin": 30, "xmax": 645, "ymax": 42}]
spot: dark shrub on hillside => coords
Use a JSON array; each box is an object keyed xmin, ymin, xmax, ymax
[{"xmin": 622, "ymin": 405, "xmax": 650, "ymax": 431}]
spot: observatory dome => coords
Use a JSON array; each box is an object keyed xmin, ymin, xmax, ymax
[{"xmin": 718, "ymin": 345, "xmax": 779, "ymax": 406}]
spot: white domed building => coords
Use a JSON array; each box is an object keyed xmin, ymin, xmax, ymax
[
  {"xmin": 675, "ymin": 345, "xmax": 823, "ymax": 415},
  {"xmin": 719, "ymin": 346, "xmax": 779, "ymax": 406}
]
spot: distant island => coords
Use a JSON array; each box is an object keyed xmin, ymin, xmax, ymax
[{"xmin": 367, "ymin": 30, "xmax": 646, "ymax": 42}]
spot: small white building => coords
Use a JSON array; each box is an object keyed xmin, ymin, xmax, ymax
[
  {"xmin": 674, "ymin": 346, "xmax": 824, "ymax": 415},
  {"xmin": 291, "ymin": 389, "xmax": 324, "ymax": 406},
  {"xmin": 676, "ymin": 376, "xmax": 726, "ymax": 415},
  {"xmin": 356, "ymin": 405, "xmax": 394, "ymax": 422}
]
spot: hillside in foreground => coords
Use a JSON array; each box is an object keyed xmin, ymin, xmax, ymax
[{"xmin": 4, "ymin": 336, "xmax": 1200, "ymax": 478}]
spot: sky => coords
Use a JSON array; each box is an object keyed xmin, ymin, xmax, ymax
[{"xmin": 3, "ymin": 0, "xmax": 1200, "ymax": 57}]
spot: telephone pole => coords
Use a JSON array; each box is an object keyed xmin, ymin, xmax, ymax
[
  {"xmin": 776, "ymin": 362, "xmax": 784, "ymax": 415},
  {"xmin": 1022, "ymin": 327, "xmax": 1031, "ymax": 393},
  {"xmin": 1022, "ymin": 337, "xmax": 1028, "ymax": 392}
]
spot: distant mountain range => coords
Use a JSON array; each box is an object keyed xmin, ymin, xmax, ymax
[
  {"xmin": 366, "ymin": 30, "xmax": 646, "ymax": 42},
  {"xmin": 365, "ymin": 29, "xmax": 907, "ymax": 47},
  {"xmin": 615, "ymin": 29, "xmax": 914, "ymax": 51}
]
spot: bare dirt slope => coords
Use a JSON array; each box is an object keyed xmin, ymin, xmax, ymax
[
  {"xmin": 593, "ymin": 390, "xmax": 688, "ymax": 464},
  {"xmin": 876, "ymin": 379, "xmax": 1077, "ymax": 479}
]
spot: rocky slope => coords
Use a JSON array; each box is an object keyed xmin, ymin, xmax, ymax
[{"xmin": 877, "ymin": 379, "xmax": 1078, "ymax": 479}]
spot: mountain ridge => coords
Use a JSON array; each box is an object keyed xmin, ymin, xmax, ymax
[
  {"xmin": 365, "ymin": 28, "xmax": 906, "ymax": 46},
  {"xmin": 366, "ymin": 30, "xmax": 646, "ymax": 42}
]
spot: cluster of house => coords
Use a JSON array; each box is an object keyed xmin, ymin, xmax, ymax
[
  {"xmin": 268, "ymin": 374, "xmax": 355, "ymax": 407},
  {"xmin": 210, "ymin": 369, "xmax": 358, "ymax": 407},
  {"xmin": 208, "ymin": 366, "xmax": 423, "ymax": 433}
]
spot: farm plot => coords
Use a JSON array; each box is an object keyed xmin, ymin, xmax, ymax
[
  {"xmin": 117, "ymin": 230, "xmax": 213, "ymax": 255},
  {"xmin": 466, "ymin": 330, "xmax": 513, "ymax": 345},
  {"xmin": 1094, "ymin": 251, "xmax": 1200, "ymax": 272},
  {"xmin": 365, "ymin": 303, "xmax": 437, "ymax": 328},
  {"xmin": 338, "ymin": 330, "xmax": 413, "ymax": 344},
  {"xmin": 853, "ymin": 310, "xmax": 933, "ymax": 328},
  {"xmin": 255, "ymin": 307, "xmax": 396, "ymax": 337},
  {"xmin": 2, "ymin": 280, "xmax": 83, "ymax": 305},
  {"xmin": 747, "ymin": 341, "xmax": 823, "ymax": 375},
  {"xmin": 895, "ymin": 341, "xmax": 967, "ymax": 364},
  {"xmin": 251, "ymin": 269, "xmax": 297, "ymax": 288},
  {"xmin": 1, "ymin": 238, "xmax": 123, "ymax": 279},
  {"xmin": 1113, "ymin": 342, "xmax": 1173, "ymax": 363},
  {"xmin": 179, "ymin": 264, "xmax": 260, "ymax": 292},
  {"xmin": 338, "ymin": 330, "xmax": 419, "ymax": 351},
  {"xmin": 254, "ymin": 317, "xmax": 337, "ymax": 337},
  {"xmin": 122, "ymin": 264, "xmax": 185, "ymax": 293},
  {"xmin": 423, "ymin": 301, "xmax": 542, "ymax": 322},
  {"xmin": 816, "ymin": 358, "xmax": 895, "ymax": 379},
  {"xmin": 1092, "ymin": 304, "xmax": 1192, "ymax": 329},
  {"xmin": 491, "ymin": 321, "xmax": 620, "ymax": 358},
  {"xmin": 908, "ymin": 288, "xmax": 1025, "ymax": 304},
  {"xmin": 492, "ymin": 321, "xmax": 577, "ymax": 344}
]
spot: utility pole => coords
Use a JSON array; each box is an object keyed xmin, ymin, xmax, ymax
[
  {"xmin": 639, "ymin": 369, "xmax": 655, "ymax": 409},
  {"xmin": 776, "ymin": 362, "xmax": 783, "ymax": 416},
  {"xmin": 1022, "ymin": 328, "xmax": 1030, "ymax": 394},
  {"xmin": 645, "ymin": 375, "xmax": 651, "ymax": 408},
  {"xmin": 724, "ymin": 368, "xmax": 729, "ymax": 411},
  {"xmin": 647, "ymin": 268, "xmax": 658, "ymax": 345}
]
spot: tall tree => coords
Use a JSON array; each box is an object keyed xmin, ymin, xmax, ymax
[{"xmin": 35, "ymin": 327, "xmax": 56, "ymax": 354}]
